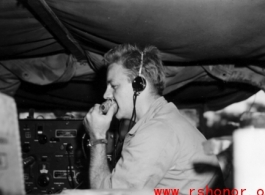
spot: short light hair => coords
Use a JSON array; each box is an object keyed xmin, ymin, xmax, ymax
[{"xmin": 104, "ymin": 43, "xmax": 165, "ymax": 95}]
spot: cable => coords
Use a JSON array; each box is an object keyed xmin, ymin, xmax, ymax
[
  {"xmin": 81, "ymin": 133, "xmax": 88, "ymax": 159},
  {"xmin": 113, "ymin": 92, "xmax": 138, "ymax": 166},
  {"xmin": 128, "ymin": 93, "xmax": 138, "ymax": 131},
  {"xmin": 73, "ymin": 181, "xmax": 83, "ymax": 189},
  {"xmin": 66, "ymin": 152, "xmax": 75, "ymax": 189}
]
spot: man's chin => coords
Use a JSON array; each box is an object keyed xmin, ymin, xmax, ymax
[
  {"xmin": 115, "ymin": 110, "xmax": 125, "ymax": 120},
  {"xmin": 115, "ymin": 113, "xmax": 122, "ymax": 120}
]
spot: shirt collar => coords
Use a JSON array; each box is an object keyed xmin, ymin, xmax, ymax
[{"xmin": 128, "ymin": 96, "xmax": 167, "ymax": 135}]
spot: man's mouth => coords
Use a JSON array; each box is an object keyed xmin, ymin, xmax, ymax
[
  {"xmin": 112, "ymin": 99, "xmax": 119, "ymax": 113},
  {"xmin": 100, "ymin": 98, "xmax": 118, "ymax": 114}
]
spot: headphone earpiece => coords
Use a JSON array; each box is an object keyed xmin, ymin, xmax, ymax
[
  {"xmin": 132, "ymin": 76, "xmax": 146, "ymax": 94},
  {"xmin": 132, "ymin": 52, "xmax": 146, "ymax": 95}
]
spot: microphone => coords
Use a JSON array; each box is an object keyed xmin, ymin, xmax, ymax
[{"xmin": 100, "ymin": 99, "xmax": 115, "ymax": 114}]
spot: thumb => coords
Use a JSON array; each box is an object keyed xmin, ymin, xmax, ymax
[{"xmin": 106, "ymin": 102, "xmax": 118, "ymax": 118}]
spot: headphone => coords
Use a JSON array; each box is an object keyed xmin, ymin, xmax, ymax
[{"xmin": 132, "ymin": 52, "xmax": 146, "ymax": 95}]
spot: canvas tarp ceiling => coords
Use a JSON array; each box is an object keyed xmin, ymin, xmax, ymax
[{"xmin": 0, "ymin": 0, "xmax": 265, "ymax": 110}]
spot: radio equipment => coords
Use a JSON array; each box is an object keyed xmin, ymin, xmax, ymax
[{"xmin": 19, "ymin": 119, "xmax": 114, "ymax": 194}]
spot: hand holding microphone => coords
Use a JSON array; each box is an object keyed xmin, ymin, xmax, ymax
[
  {"xmin": 100, "ymin": 98, "xmax": 116, "ymax": 114},
  {"xmin": 83, "ymin": 99, "xmax": 117, "ymax": 139}
]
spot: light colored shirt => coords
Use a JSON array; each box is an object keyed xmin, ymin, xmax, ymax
[{"xmin": 100, "ymin": 97, "xmax": 221, "ymax": 193}]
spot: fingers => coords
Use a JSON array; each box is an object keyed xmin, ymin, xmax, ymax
[
  {"xmin": 88, "ymin": 108, "xmax": 93, "ymax": 114},
  {"xmin": 83, "ymin": 104, "xmax": 104, "ymax": 127},
  {"xmin": 93, "ymin": 104, "xmax": 100, "ymax": 112},
  {"xmin": 88, "ymin": 104, "xmax": 100, "ymax": 114},
  {"xmin": 83, "ymin": 103, "xmax": 114, "ymax": 139},
  {"xmin": 83, "ymin": 105, "xmax": 97, "ymax": 126}
]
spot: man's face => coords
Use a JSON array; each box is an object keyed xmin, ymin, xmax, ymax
[{"xmin": 103, "ymin": 63, "xmax": 134, "ymax": 120}]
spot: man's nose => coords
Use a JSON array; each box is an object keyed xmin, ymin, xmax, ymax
[{"xmin": 103, "ymin": 86, "xmax": 113, "ymax": 100}]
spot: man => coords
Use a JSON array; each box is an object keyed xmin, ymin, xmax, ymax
[{"xmin": 83, "ymin": 44, "xmax": 223, "ymax": 192}]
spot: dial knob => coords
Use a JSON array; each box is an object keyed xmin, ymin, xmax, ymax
[
  {"xmin": 37, "ymin": 174, "xmax": 50, "ymax": 187},
  {"xmin": 38, "ymin": 134, "xmax": 48, "ymax": 144},
  {"xmin": 22, "ymin": 143, "xmax": 31, "ymax": 153},
  {"xmin": 66, "ymin": 143, "xmax": 74, "ymax": 152}
]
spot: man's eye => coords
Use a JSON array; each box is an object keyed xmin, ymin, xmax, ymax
[{"xmin": 112, "ymin": 85, "xmax": 117, "ymax": 89}]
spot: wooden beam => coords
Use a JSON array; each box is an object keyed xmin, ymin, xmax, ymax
[{"xmin": 28, "ymin": 0, "xmax": 97, "ymax": 71}]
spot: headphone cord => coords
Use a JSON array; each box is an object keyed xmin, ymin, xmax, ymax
[
  {"xmin": 128, "ymin": 92, "xmax": 138, "ymax": 130},
  {"xmin": 113, "ymin": 92, "xmax": 137, "ymax": 165}
]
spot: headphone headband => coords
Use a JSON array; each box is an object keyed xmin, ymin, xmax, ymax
[
  {"xmin": 139, "ymin": 52, "xmax": 143, "ymax": 75},
  {"xmin": 132, "ymin": 52, "xmax": 146, "ymax": 95}
]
